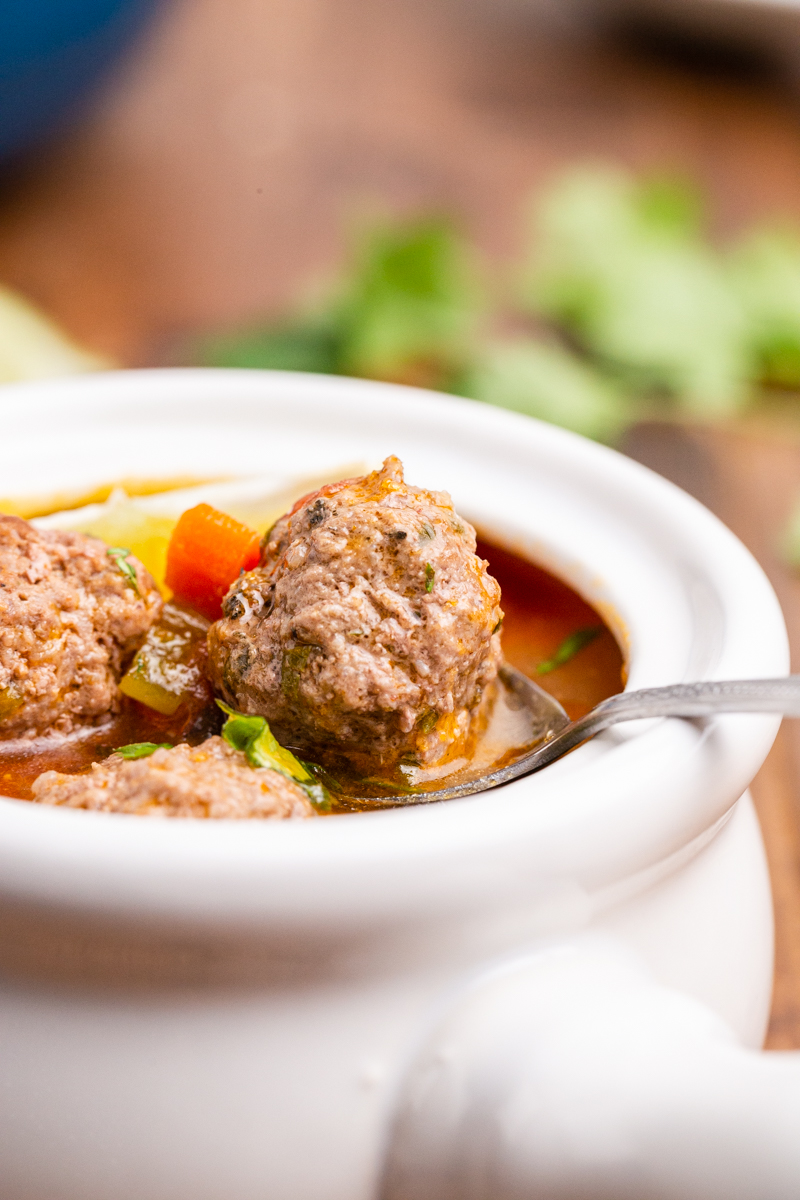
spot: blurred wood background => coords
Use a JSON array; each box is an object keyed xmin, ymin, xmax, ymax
[{"xmin": 3, "ymin": 0, "xmax": 800, "ymax": 1045}]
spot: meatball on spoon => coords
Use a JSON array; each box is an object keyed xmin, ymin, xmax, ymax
[{"xmin": 208, "ymin": 461, "xmax": 800, "ymax": 806}]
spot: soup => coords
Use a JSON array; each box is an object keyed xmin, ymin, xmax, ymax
[
  {"xmin": 476, "ymin": 538, "xmax": 624, "ymax": 723},
  {"xmin": 0, "ymin": 536, "xmax": 624, "ymax": 807}
]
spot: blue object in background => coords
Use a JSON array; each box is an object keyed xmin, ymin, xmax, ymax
[{"xmin": 0, "ymin": 0, "xmax": 161, "ymax": 161}]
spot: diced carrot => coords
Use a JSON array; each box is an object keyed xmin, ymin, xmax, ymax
[{"xmin": 165, "ymin": 504, "xmax": 261, "ymax": 620}]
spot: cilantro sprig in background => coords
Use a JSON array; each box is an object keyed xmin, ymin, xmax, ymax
[{"xmin": 196, "ymin": 165, "xmax": 800, "ymax": 446}]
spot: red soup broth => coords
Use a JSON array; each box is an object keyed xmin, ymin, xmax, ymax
[
  {"xmin": 476, "ymin": 538, "xmax": 625, "ymax": 722},
  {"xmin": 0, "ymin": 539, "xmax": 625, "ymax": 801}
]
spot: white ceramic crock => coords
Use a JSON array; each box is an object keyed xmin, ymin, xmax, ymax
[{"xmin": 0, "ymin": 370, "xmax": 793, "ymax": 1200}]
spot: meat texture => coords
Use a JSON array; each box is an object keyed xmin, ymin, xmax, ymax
[
  {"xmin": 31, "ymin": 736, "xmax": 315, "ymax": 818},
  {"xmin": 0, "ymin": 516, "xmax": 162, "ymax": 738},
  {"xmin": 207, "ymin": 456, "xmax": 503, "ymax": 768}
]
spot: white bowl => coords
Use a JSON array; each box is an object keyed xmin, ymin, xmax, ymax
[{"xmin": 0, "ymin": 369, "xmax": 790, "ymax": 1200}]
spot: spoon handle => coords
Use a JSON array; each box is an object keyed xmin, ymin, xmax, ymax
[
  {"xmin": 527, "ymin": 675, "xmax": 800, "ymax": 773},
  {"xmin": 593, "ymin": 675, "xmax": 800, "ymax": 720}
]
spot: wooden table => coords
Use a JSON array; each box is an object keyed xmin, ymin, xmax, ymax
[
  {"xmin": 623, "ymin": 418, "xmax": 800, "ymax": 1047},
  {"xmin": 2, "ymin": 0, "xmax": 800, "ymax": 1044}
]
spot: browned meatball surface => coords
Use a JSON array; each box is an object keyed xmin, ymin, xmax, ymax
[
  {"xmin": 31, "ymin": 736, "xmax": 315, "ymax": 818},
  {"xmin": 0, "ymin": 516, "xmax": 162, "ymax": 738},
  {"xmin": 207, "ymin": 456, "xmax": 503, "ymax": 768}
]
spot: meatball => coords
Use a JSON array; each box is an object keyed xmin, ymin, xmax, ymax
[
  {"xmin": 0, "ymin": 516, "xmax": 162, "ymax": 738},
  {"xmin": 31, "ymin": 737, "xmax": 315, "ymax": 819},
  {"xmin": 207, "ymin": 456, "xmax": 503, "ymax": 768}
]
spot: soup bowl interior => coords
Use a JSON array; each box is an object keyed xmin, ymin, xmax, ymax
[{"xmin": 0, "ymin": 369, "xmax": 787, "ymax": 937}]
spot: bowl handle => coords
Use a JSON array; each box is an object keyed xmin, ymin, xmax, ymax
[{"xmin": 379, "ymin": 938, "xmax": 800, "ymax": 1199}]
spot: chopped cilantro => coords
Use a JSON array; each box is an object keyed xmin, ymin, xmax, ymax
[
  {"xmin": 417, "ymin": 708, "xmax": 438, "ymax": 733},
  {"xmin": 537, "ymin": 626, "xmax": 602, "ymax": 675},
  {"xmin": 107, "ymin": 546, "xmax": 140, "ymax": 596},
  {"xmin": 359, "ymin": 775, "xmax": 416, "ymax": 794},
  {"xmin": 198, "ymin": 218, "xmax": 479, "ymax": 392},
  {"xmin": 217, "ymin": 701, "xmax": 331, "ymax": 810},
  {"xmin": 425, "ymin": 563, "xmax": 435, "ymax": 593},
  {"xmin": 197, "ymin": 164, "xmax": 800, "ymax": 443},
  {"xmin": 116, "ymin": 742, "xmax": 171, "ymax": 759},
  {"xmin": 281, "ymin": 644, "xmax": 314, "ymax": 702}
]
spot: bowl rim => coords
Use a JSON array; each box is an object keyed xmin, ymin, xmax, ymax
[{"xmin": 0, "ymin": 368, "xmax": 788, "ymax": 930}]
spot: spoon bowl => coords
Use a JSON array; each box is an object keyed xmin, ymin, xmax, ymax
[{"xmin": 355, "ymin": 670, "xmax": 800, "ymax": 806}]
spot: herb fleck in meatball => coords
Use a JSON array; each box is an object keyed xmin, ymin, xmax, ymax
[
  {"xmin": 0, "ymin": 515, "xmax": 162, "ymax": 738},
  {"xmin": 207, "ymin": 456, "xmax": 503, "ymax": 768},
  {"xmin": 31, "ymin": 737, "xmax": 315, "ymax": 819}
]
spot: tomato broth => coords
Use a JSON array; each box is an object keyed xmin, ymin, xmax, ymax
[{"xmin": 0, "ymin": 540, "xmax": 625, "ymax": 806}]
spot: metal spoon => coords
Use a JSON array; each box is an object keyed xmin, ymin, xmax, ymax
[{"xmin": 365, "ymin": 667, "xmax": 800, "ymax": 806}]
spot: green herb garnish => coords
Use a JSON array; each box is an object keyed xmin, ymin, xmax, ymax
[
  {"xmin": 298, "ymin": 758, "xmax": 343, "ymax": 795},
  {"xmin": 216, "ymin": 701, "xmax": 331, "ymax": 810},
  {"xmin": 107, "ymin": 546, "xmax": 140, "ymax": 595},
  {"xmin": 536, "ymin": 626, "xmax": 602, "ymax": 675},
  {"xmin": 522, "ymin": 167, "xmax": 750, "ymax": 418},
  {"xmin": 417, "ymin": 708, "xmax": 439, "ymax": 734},
  {"xmin": 359, "ymin": 775, "xmax": 416, "ymax": 794},
  {"xmin": 198, "ymin": 218, "xmax": 479, "ymax": 392},
  {"xmin": 419, "ymin": 521, "xmax": 436, "ymax": 541},
  {"xmin": 464, "ymin": 339, "xmax": 638, "ymax": 445},
  {"xmin": 280, "ymin": 644, "xmax": 314, "ymax": 702},
  {"xmin": 195, "ymin": 165, "xmax": 800, "ymax": 447},
  {"xmin": 116, "ymin": 742, "xmax": 172, "ymax": 759},
  {"xmin": 425, "ymin": 563, "xmax": 435, "ymax": 593}
]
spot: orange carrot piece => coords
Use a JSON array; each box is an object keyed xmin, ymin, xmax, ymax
[{"xmin": 165, "ymin": 504, "xmax": 261, "ymax": 621}]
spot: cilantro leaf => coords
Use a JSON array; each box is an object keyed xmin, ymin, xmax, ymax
[
  {"xmin": 116, "ymin": 742, "xmax": 171, "ymax": 759},
  {"xmin": 729, "ymin": 227, "xmax": 800, "ymax": 389},
  {"xmin": 537, "ymin": 626, "xmax": 602, "ymax": 675},
  {"xmin": 463, "ymin": 338, "xmax": 638, "ymax": 444},
  {"xmin": 197, "ymin": 218, "xmax": 481, "ymax": 392},
  {"xmin": 217, "ymin": 701, "xmax": 331, "ymax": 810},
  {"xmin": 522, "ymin": 167, "xmax": 752, "ymax": 417},
  {"xmin": 199, "ymin": 320, "xmax": 341, "ymax": 374},
  {"xmin": 334, "ymin": 218, "xmax": 481, "ymax": 383},
  {"xmin": 107, "ymin": 546, "xmax": 140, "ymax": 596}
]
